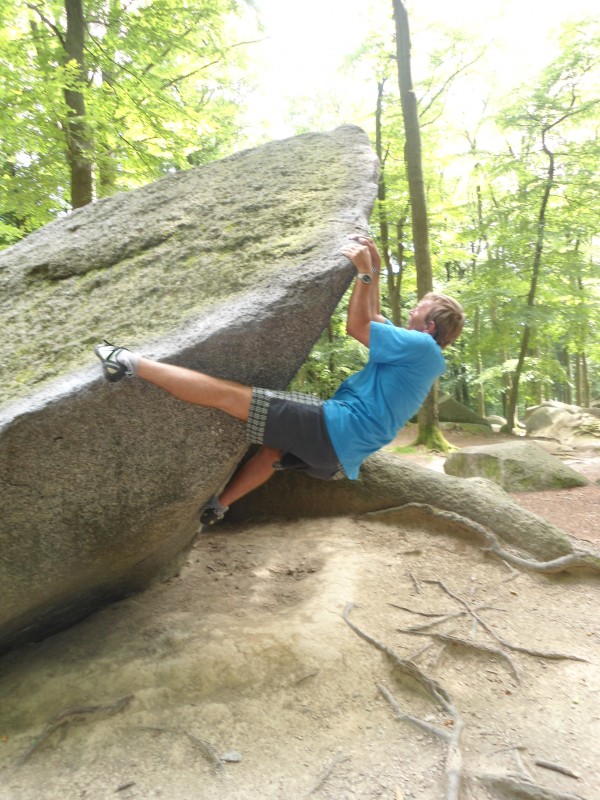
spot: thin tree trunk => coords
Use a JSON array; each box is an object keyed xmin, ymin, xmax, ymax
[
  {"xmin": 393, "ymin": 214, "xmax": 406, "ymax": 327},
  {"xmin": 374, "ymin": 80, "xmax": 404, "ymax": 327},
  {"xmin": 574, "ymin": 354, "xmax": 582, "ymax": 406},
  {"xmin": 580, "ymin": 353, "xmax": 590, "ymax": 407},
  {"xmin": 392, "ymin": 0, "xmax": 433, "ymax": 295},
  {"xmin": 475, "ymin": 310, "xmax": 485, "ymax": 417},
  {"xmin": 392, "ymin": 0, "xmax": 449, "ymax": 451},
  {"xmin": 472, "ymin": 185, "xmax": 486, "ymax": 418},
  {"xmin": 565, "ymin": 352, "xmax": 572, "ymax": 405},
  {"xmin": 64, "ymin": 0, "xmax": 93, "ymax": 208},
  {"xmin": 575, "ymin": 268, "xmax": 590, "ymax": 408},
  {"xmin": 96, "ymin": 0, "xmax": 121, "ymax": 197},
  {"xmin": 559, "ymin": 349, "xmax": 572, "ymax": 404},
  {"xmin": 501, "ymin": 131, "xmax": 554, "ymax": 433},
  {"xmin": 583, "ymin": 354, "xmax": 590, "ymax": 407}
]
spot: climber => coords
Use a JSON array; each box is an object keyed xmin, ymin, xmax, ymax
[{"xmin": 94, "ymin": 236, "xmax": 465, "ymax": 525}]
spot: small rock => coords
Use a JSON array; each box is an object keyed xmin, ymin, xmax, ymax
[{"xmin": 220, "ymin": 751, "xmax": 243, "ymax": 763}]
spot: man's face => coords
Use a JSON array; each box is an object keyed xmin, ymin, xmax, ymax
[{"xmin": 407, "ymin": 299, "xmax": 435, "ymax": 335}]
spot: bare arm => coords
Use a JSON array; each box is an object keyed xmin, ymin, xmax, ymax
[
  {"xmin": 340, "ymin": 237, "xmax": 386, "ymax": 347},
  {"xmin": 359, "ymin": 236, "xmax": 387, "ymax": 325}
]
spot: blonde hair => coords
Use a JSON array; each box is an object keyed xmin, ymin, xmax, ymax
[{"xmin": 422, "ymin": 292, "xmax": 465, "ymax": 348}]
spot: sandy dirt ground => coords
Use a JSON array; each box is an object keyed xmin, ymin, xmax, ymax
[{"xmin": 0, "ymin": 429, "xmax": 599, "ymax": 800}]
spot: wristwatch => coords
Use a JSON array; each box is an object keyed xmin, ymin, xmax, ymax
[{"xmin": 356, "ymin": 273, "xmax": 373, "ymax": 284}]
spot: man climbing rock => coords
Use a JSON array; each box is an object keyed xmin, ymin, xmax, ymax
[{"xmin": 94, "ymin": 236, "xmax": 465, "ymax": 525}]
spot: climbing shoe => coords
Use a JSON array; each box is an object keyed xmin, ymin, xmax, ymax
[
  {"xmin": 94, "ymin": 340, "xmax": 135, "ymax": 382},
  {"xmin": 200, "ymin": 495, "xmax": 229, "ymax": 526}
]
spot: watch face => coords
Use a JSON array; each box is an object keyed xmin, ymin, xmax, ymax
[{"xmin": 358, "ymin": 273, "xmax": 372, "ymax": 284}]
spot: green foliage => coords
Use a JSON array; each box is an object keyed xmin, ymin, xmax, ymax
[
  {"xmin": 0, "ymin": 0, "xmax": 258, "ymax": 242},
  {"xmin": 1, "ymin": 3, "xmax": 598, "ymax": 415},
  {"xmin": 348, "ymin": 16, "xmax": 600, "ymax": 418},
  {"xmin": 288, "ymin": 289, "xmax": 368, "ymax": 398}
]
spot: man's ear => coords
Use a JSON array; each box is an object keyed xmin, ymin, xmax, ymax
[{"xmin": 425, "ymin": 320, "xmax": 446, "ymax": 348}]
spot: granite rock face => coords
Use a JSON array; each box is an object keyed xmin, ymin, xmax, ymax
[{"xmin": 0, "ymin": 126, "xmax": 379, "ymax": 653}]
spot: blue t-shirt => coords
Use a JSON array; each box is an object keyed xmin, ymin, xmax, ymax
[{"xmin": 323, "ymin": 321, "xmax": 446, "ymax": 479}]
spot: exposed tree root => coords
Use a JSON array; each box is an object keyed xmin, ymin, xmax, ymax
[
  {"xmin": 402, "ymin": 629, "xmax": 521, "ymax": 683},
  {"xmin": 423, "ymin": 580, "xmax": 587, "ymax": 663},
  {"xmin": 479, "ymin": 774, "xmax": 587, "ymax": 799},
  {"xmin": 137, "ymin": 726, "xmax": 224, "ymax": 773},
  {"xmin": 343, "ymin": 603, "xmax": 464, "ymax": 800},
  {"xmin": 365, "ymin": 503, "xmax": 600, "ymax": 574},
  {"xmin": 303, "ymin": 752, "xmax": 348, "ymax": 798},
  {"xmin": 483, "ymin": 745, "xmax": 583, "ymax": 797},
  {"xmin": 534, "ymin": 761, "xmax": 580, "ymax": 780},
  {"xmin": 17, "ymin": 695, "xmax": 133, "ymax": 766},
  {"xmin": 399, "ymin": 603, "xmax": 499, "ymax": 633}
]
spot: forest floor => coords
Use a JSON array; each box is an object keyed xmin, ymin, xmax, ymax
[{"xmin": 1, "ymin": 427, "xmax": 599, "ymax": 800}]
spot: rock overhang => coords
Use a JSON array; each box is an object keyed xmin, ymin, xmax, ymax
[{"xmin": 0, "ymin": 125, "xmax": 379, "ymax": 653}]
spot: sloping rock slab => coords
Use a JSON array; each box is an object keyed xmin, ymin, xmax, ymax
[
  {"xmin": 0, "ymin": 126, "xmax": 378, "ymax": 653},
  {"xmin": 439, "ymin": 394, "xmax": 491, "ymax": 427},
  {"xmin": 444, "ymin": 441, "xmax": 589, "ymax": 491}
]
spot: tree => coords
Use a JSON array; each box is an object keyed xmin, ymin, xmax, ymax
[
  {"xmin": 392, "ymin": 0, "xmax": 451, "ymax": 451},
  {"xmin": 391, "ymin": 0, "xmax": 433, "ymax": 295},
  {"xmin": 496, "ymin": 25, "xmax": 600, "ymax": 431},
  {"xmin": 374, "ymin": 78, "xmax": 407, "ymax": 328},
  {"xmin": 0, "ymin": 0, "xmax": 258, "ymax": 241},
  {"xmin": 63, "ymin": 0, "xmax": 93, "ymax": 207}
]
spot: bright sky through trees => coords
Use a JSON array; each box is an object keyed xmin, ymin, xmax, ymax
[{"xmin": 246, "ymin": 0, "xmax": 599, "ymax": 141}]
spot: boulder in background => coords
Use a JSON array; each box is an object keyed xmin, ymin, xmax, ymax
[{"xmin": 443, "ymin": 440, "xmax": 590, "ymax": 492}]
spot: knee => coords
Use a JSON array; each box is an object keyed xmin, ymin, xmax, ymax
[{"xmin": 256, "ymin": 445, "xmax": 282, "ymax": 469}]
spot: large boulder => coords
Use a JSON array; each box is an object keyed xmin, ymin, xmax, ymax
[
  {"xmin": 438, "ymin": 395, "xmax": 491, "ymax": 428},
  {"xmin": 525, "ymin": 400, "xmax": 600, "ymax": 444},
  {"xmin": 443, "ymin": 440, "xmax": 589, "ymax": 492},
  {"xmin": 0, "ymin": 126, "xmax": 379, "ymax": 653}
]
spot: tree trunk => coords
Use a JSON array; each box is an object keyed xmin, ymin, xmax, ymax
[
  {"xmin": 472, "ymin": 185, "xmax": 487, "ymax": 418},
  {"xmin": 392, "ymin": 0, "xmax": 449, "ymax": 451},
  {"xmin": 474, "ymin": 310, "xmax": 485, "ymax": 417},
  {"xmin": 501, "ymin": 132, "xmax": 554, "ymax": 433},
  {"xmin": 582, "ymin": 353, "xmax": 590, "ymax": 408},
  {"xmin": 64, "ymin": 0, "xmax": 93, "ymax": 208},
  {"xmin": 574, "ymin": 354, "xmax": 582, "ymax": 406},
  {"xmin": 576, "ymin": 352, "xmax": 590, "ymax": 408},
  {"xmin": 391, "ymin": 0, "xmax": 433, "ymax": 295},
  {"xmin": 96, "ymin": 0, "xmax": 121, "ymax": 197},
  {"xmin": 575, "ymin": 269, "xmax": 590, "ymax": 408},
  {"xmin": 532, "ymin": 347, "xmax": 543, "ymax": 404},
  {"xmin": 374, "ymin": 80, "xmax": 404, "ymax": 327},
  {"xmin": 393, "ymin": 214, "xmax": 406, "ymax": 326},
  {"xmin": 560, "ymin": 349, "xmax": 572, "ymax": 404}
]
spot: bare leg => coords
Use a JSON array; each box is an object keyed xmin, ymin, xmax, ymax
[
  {"xmin": 219, "ymin": 446, "xmax": 282, "ymax": 507},
  {"xmin": 137, "ymin": 357, "xmax": 252, "ymax": 421},
  {"xmin": 136, "ymin": 359, "xmax": 281, "ymax": 512}
]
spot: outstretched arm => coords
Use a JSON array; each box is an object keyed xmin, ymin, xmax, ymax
[{"xmin": 340, "ymin": 236, "xmax": 386, "ymax": 347}]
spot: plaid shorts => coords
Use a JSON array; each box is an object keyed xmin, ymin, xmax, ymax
[{"xmin": 246, "ymin": 388, "xmax": 345, "ymax": 481}]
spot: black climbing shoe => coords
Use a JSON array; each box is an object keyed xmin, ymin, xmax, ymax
[{"xmin": 200, "ymin": 496, "xmax": 229, "ymax": 526}]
